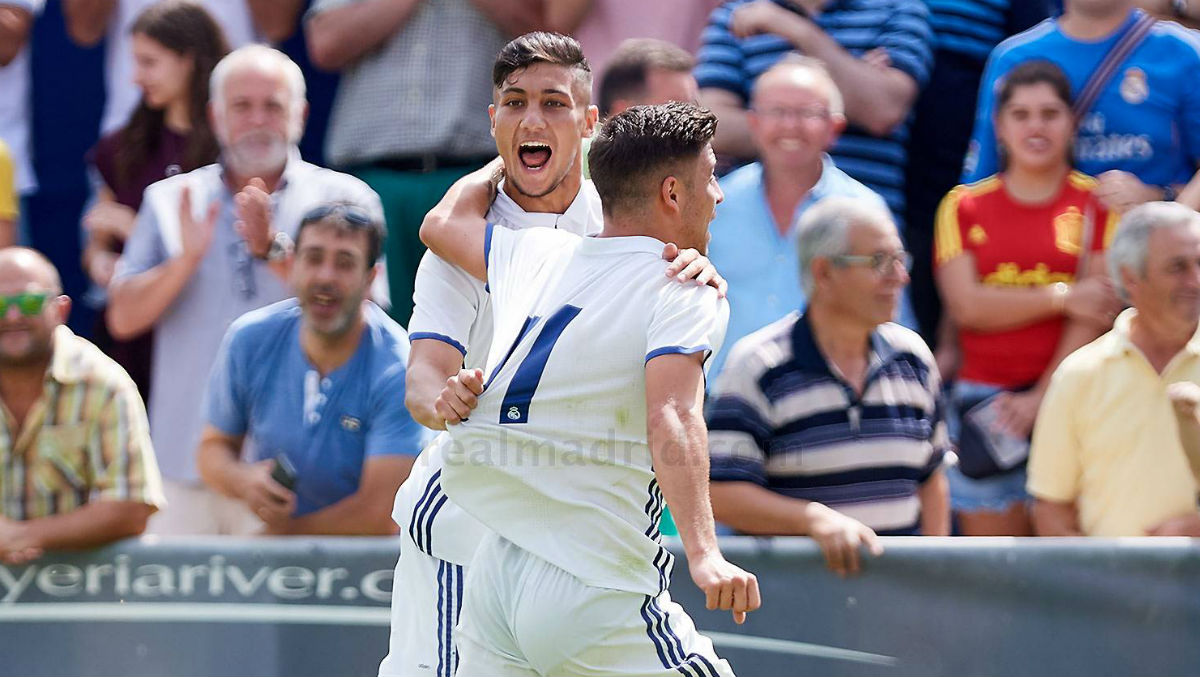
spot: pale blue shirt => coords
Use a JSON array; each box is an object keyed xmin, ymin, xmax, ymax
[{"xmin": 706, "ymin": 156, "xmax": 887, "ymax": 379}]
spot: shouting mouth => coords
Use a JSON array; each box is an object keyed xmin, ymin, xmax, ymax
[{"xmin": 518, "ymin": 141, "xmax": 552, "ymax": 171}]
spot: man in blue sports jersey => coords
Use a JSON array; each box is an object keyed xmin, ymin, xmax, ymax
[
  {"xmin": 197, "ymin": 203, "xmax": 427, "ymax": 535},
  {"xmin": 964, "ymin": 0, "xmax": 1200, "ymax": 212}
]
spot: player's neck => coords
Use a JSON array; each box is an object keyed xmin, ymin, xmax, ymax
[
  {"xmin": 1002, "ymin": 164, "xmax": 1069, "ymax": 205},
  {"xmin": 503, "ymin": 168, "xmax": 582, "ymax": 216},
  {"xmin": 1059, "ymin": 4, "xmax": 1133, "ymax": 40},
  {"xmin": 301, "ymin": 313, "xmax": 366, "ymax": 376}
]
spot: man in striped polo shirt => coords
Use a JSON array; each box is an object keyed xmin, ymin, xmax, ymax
[{"xmin": 706, "ymin": 197, "xmax": 949, "ymax": 576}]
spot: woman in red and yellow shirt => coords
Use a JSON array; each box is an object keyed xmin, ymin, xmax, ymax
[{"xmin": 935, "ymin": 60, "xmax": 1122, "ymax": 535}]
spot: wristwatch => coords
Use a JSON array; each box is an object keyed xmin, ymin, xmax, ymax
[
  {"xmin": 265, "ymin": 231, "xmax": 294, "ymax": 262},
  {"xmin": 1163, "ymin": 184, "xmax": 1178, "ymax": 202},
  {"xmin": 1171, "ymin": 0, "xmax": 1188, "ymax": 18}
]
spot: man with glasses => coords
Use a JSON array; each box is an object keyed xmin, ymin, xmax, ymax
[
  {"xmin": 705, "ymin": 57, "xmax": 887, "ymax": 379},
  {"xmin": 705, "ymin": 196, "xmax": 950, "ymax": 577},
  {"xmin": 195, "ymin": 205, "xmax": 426, "ymax": 535},
  {"xmin": 108, "ymin": 46, "xmax": 386, "ymax": 534},
  {"xmin": 0, "ymin": 247, "xmax": 164, "ymax": 564}
]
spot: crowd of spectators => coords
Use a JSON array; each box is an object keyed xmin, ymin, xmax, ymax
[{"xmin": 3, "ymin": 0, "xmax": 1200, "ymax": 573}]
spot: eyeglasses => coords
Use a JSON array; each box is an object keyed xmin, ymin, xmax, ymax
[
  {"xmin": 831, "ymin": 251, "xmax": 913, "ymax": 275},
  {"xmin": 753, "ymin": 106, "xmax": 831, "ymax": 122},
  {"xmin": 301, "ymin": 203, "xmax": 374, "ymax": 227},
  {"xmin": 0, "ymin": 292, "xmax": 49, "ymax": 316}
]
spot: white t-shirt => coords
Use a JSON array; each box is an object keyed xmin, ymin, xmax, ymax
[
  {"xmin": 395, "ymin": 180, "xmax": 603, "ymax": 566},
  {"xmin": 441, "ymin": 226, "xmax": 728, "ymax": 596},
  {"xmin": 101, "ymin": 0, "xmax": 259, "ymax": 135},
  {"xmin": 0, "ymin": 0, "xmax": 44, "ymax": 194}
]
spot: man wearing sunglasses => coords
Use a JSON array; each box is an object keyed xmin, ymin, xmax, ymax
[
  {"xmin": 0, "ymin": 248, "xmax": 164, "ymax": 564},
  {"xmin": 705, "ymin": 196, "xmax": 951, "ymax": 577},
  {"xmin": 196, "ymin": 205, "xmax": 427, "ymax": 536}
]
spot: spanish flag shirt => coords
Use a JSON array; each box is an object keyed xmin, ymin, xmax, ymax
[{"xmin": 934, "ymin": 171, "xmax": 1118, "ymax": 388}]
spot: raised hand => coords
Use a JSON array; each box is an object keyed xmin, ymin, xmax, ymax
[
  {"xmin": 234, "ymin": 177, "xmax": 274, "ymax": 258},
  {"xmin": 178, "ymin": 185, "xmax": 219, "ymax": 265}
]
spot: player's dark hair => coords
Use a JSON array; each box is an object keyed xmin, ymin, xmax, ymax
[
  {"xmin": 296, "ymin": 202, "xmax": 386, "ymax": 269},
  {"xmin": 598, "ymin": 38, "xmax": 694, "ymax": 117},
  {"xmin": 588, "ymin": 102, "xmax": 718, "ymax": 216},
  {"xmin": 116, "ymin": 0, "xmax": 229, "ymax": 187},
  {"xmin": 994, "ymin": 60, "xmax": 1075, "ymax": 171},
  {"xmin": 996, "ymin": 60, "xmax": 1073, "ymax": 111},
  {"xmin": 492, "ymin": 32, "xmax": 592, "ymax": 98}
]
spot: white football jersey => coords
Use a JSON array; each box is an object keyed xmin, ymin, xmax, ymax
[
  {"xmin": 396, "ymin": 181, "xmax": 603, "ymax": 566},
  {"xmin": 408, "ymin": 180, "xmax": 603, "ymax": 367},
  {"xmin": 442, "ymin": 226, "xmax": 728, "ymax": 596}
]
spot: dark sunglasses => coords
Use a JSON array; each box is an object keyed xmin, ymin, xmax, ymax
[
  {"xmin": 301, "ymin": 203, "xmax": 374, "ymax": 227},
  {"xmin": 0, "ymin": 292, "xmax": 50, "ymax": 316}
]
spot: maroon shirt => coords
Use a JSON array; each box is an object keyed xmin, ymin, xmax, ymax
[{"xmin": 91, "ymin": 126, "xmax": 189, "ymax": 210}]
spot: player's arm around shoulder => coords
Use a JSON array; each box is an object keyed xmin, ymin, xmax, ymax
[
  {"xmin": 419, "ymin": 160, "xmax": 502, "ymax": 281},
  {"xmin": 645, "ymin": 348, "xmax": 758, "ymax": 624}
]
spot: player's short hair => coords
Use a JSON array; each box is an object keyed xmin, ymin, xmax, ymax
[
  {"xmin": 588, "ymin": 102, "xmax": 718, "ymax": 216},
  {"xmin": 295, "ymin": 202, "xmax": 386, "ymax": 269},
  {"xmin": 598, "ymin": 38, "xmax": 694, "ymax": 117},
  {"xmin": 751, "ymin": 54, "xmax": 844, "ymax": 117},
  {"xmin": 493, "ymin": 32, "xmax": 592, "ymax": 101}
]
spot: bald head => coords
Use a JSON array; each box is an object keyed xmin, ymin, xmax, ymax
[
  {"xmin": 751, "ymin": 56, "xmax": 844, "ymax": 117},
  {"xmin": 0, "ymin": 247, "xmax": 63, "ymax": 295}
]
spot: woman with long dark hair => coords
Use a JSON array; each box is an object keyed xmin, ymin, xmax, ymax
[
  {"xmin": 933, "ymin": 60, "xmax": 1124, "ymax": 535},
  {"xmin": 82, "ymin": 0, "xmax": 229, "ymax": 401}
]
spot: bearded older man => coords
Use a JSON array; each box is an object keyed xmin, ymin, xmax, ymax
[{"xmin": 108, "ymin": 45, "xmax": 385, "ymax": 534}]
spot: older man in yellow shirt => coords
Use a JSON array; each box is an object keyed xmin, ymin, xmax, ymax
[{"xmin": 1029, "ymin": 202, "xmax": 1200, "ymax": 537}]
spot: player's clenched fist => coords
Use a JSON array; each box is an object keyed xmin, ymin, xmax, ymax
[
  {"xmin": 435, "ymin": 368, "xmax": 485, "ymax": 426},
  {"xmin": 690, "ymin": 551, "xmax": 761, "ymax": 624}
]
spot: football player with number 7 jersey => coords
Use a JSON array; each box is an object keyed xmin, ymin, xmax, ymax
[{"xmin": 422, "ymin": 102, "xmax": 760, "ymax": 677}]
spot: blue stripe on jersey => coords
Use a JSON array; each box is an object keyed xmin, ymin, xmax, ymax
[
  {"xmin": 925, "ymin": 0, "xmax": 1009, "ymax": 59},
  {"xmin": 423, "ymin": 493, "xmax": 450, "ymax": 554},
  {"xmin": 645, "ymin": 344, "xmax": 712, "ymax": 363},
  {"xmin": 408, "ymin": 470, "xmax": 443, "ymax": 553},
  {"xmin": 436, "ymin": 560, "xmax": 447, "ymax": 677},
  {"xmin": 409, "ymin": 332, "xmax": 467, "ymax": 357},
  {"xmin": 640, "ymin": 597, "xmax": 675, "ymax": 671},
  {"xmin": 498, "ymin": 305, "xmax": 582, "ymax": 425},
  {"xmin": 483, "ymin": 314, "xmax": 539, "ymax": 391}
]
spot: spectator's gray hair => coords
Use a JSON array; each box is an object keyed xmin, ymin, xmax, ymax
[
  {"xmin": 210, "ymin": 45, "xmax": 306, "ymax": 136},
  {"xmin": 1108, "ymin": 201, "xmax": 1200, "ymax": 301},
  {"xmin": 797, "ymin": 196, "xmax": 893, "ymax": 298},
  {"xmin": 752, "ymin": 54, "xmax": 844, "ymax": 118}
]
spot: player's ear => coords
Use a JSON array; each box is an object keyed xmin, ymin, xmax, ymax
[
  {"xmin": 489, "ymin": 104, "xmax": 497, "ymax": 138},
  {"xmin": 584, "ymin": 104, "xmax": 599, "ymax": 137},
  {"xmin": 660, "ymin": 175, "xmax": 682, "ymax": 215}
]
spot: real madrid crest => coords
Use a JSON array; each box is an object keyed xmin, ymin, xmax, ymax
[
  {"xmin": 507, "ymin": 406, "xmax": 522, "ymax": 421},
  {"xmin": 1119, "ymin": 67, "xmax": 1149, "ymax": 105}
]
